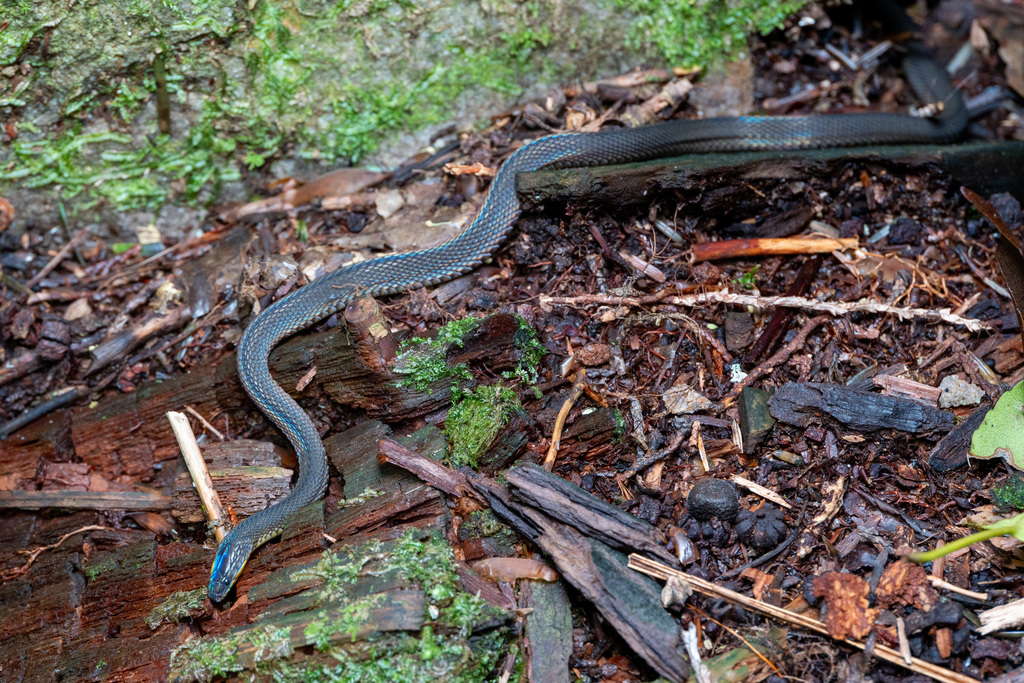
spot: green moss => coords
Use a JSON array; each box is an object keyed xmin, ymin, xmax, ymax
[
  {"xmin": 3, "ymin": 0, "xmax": 806, "ymax": 217},
  {"xmin": 172, "ymin": 531, "xmax": 508, "ymax": 682},
  {"xmin": 304, "ymin": 594, "xmax": 386, "ymax": 649},
  {"xmin": 501, "ymin": 316, "xmax": 546, "ymax": 385},
  {"xmin": 395, "ymin": 317, "xmax": 482, "ymax": 391},
  {"xmin": 994, "ymin": 476, "xmax": 1024, "ymax": 511},
  {"xmin": 82, "ymin": 553, "xmax": 118, "ymax": 581},
  {"xmin": 169, "ymin": 624, "xmax": 293, "ymax": 681},
  {"xmin": 615, "ymin": 0, "xmax": 807, "ymax": 68},
  {"xmin": 612, "ymin": 408, "xmax": 626, "ymax": 443},
  {"xmin": 260, "ymin": 631, "xmax": 506, "ymax": 683},
  {"xmin": 146, "ymin": 587, "xmax": 208, "ymax": 630},
  {"xmin": 170, "ymin": 631, "xmax": 239, "ymax": 682},
  {"xmin": 291, "ymin": 546, "xmax": 381, "ymax": 602},
  {"xmin": 444, "ymin": 385, "xmax": 522, "ymax": 468}
]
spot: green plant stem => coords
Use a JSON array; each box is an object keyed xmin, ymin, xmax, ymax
[{"xmin": 907, "ymin": 527, "xmax": 1009, "ymax": 563}]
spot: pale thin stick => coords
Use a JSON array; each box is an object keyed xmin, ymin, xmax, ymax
[
  {"xmin": 25, "ymin": 228, "xmax": 88, "ymax": 289},
  {"xmin": 184, "ymin": 405, "xmax": 225, "ymax": 441},
  {"xmin": 730, "ymin": 475, "xmax": 792, "ymax": 510},
  {"xmin": 628, "ymin": 554, "xmax": 979, "ymax": 683},
  {"xmin": 897, "ymin": 616, "xmax": 913, "ymax": 665},
  {"xmin": 540, "ymin": 290, "xmax": 987, "ymax": 332},
  {"xmin": 543, "ymin": 368, "xmax": 586, "ymax": 470},
  {"xmin": 927, "ymin": 576, "xmax": 988, "ymax": 602},
  {"xmin": 167, "ymin": 410, "xmax": 227, "ymax": 542}
]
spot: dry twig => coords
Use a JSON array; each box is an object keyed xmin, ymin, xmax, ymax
[
  {"xmin": 540, "ymin": 290, "xmax": 987, "ymax": 331},
  {"xmin": 543, "ymin": 368, "xmax": 587, "ymax": 470},
  {"xmin": 167, "ymin": 410, "xmax": 227, "ymax": 542},
  {"xmin": 0, "ymin": 524, "xmax": 107, "ymax": 580},
  {"xmin": 629, "ymin": 554, "xmax": 979, "ymax": 683}
]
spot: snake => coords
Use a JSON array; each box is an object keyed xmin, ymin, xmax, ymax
[{"xmin": 207, "ymin": 0, "xmax": 968, "ymax": 601}]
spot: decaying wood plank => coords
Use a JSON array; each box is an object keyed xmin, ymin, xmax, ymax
[
  {"xmin": 518, "ymin": 141, "xmax": 1024, "ymax": 214},
  {"xmin": 522, "ymin": 579, "xmax": 573, "ymax": 683},
  {"xmin": 768, "ymin": 382, "xmax": 955, "ymax": 433},
  {"xmin": 0, "ymin": 490, "xmax": 171, "ymax": 510},
  {"xmin": 0, "ymin": 312, "xmax": 523, "ymax": 487},
  {"xmin": 172, "ymin": 466, "xmax": 292, "ymax": 522},
  {"xmin": 324, "ymin": 422, "xmax": 447, "ymax": 541}
]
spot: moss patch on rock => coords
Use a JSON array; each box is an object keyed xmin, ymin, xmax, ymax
[{"xmin": 1, "ymin": 0, "xmax": 806, "ymax": 229}]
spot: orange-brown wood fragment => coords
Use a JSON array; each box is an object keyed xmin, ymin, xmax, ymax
[
  {"xmin": 691, "ymin": 237, "xmax": 858, "ymax": 263},
  {"xmin": 811, "ymin": 571, "xmax": 878, "ymax": 641}
]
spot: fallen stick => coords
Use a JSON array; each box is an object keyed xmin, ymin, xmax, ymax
[
  {"xmin": 628, "ymin": 554, "xmax": 979, "ymax": 683},
  {"xmin": 167, "ymin": 410, "xmax": 227, "ymax": 542},
  {"xmin": 540, "ymin": 290, "xmax": 987, "ymax": 332}
]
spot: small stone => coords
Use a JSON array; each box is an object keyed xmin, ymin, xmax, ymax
[
  {"xmin": 723, "ymin": 311, "xmax": 755, "ymax": 352},
  {"xmin": 938, "ymin": 375, "xmax": 984, "ymax": 408},
  {"xmin": 687, "ymin": 479, "xmax": 739, "ymax": 522}
]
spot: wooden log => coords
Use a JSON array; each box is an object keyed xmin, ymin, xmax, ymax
[
  {"xmin": 517, "ymin": 141, "xmax": 1024, "ymax": 214},
  {"xmin": 0, "ymin": 312, "xmax": 522, "ymax": 485}
]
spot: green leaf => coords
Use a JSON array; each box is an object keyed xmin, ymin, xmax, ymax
[
  {"xmin": 982, "ymin": 511, "xmax": 1024, "ymax": 542},
  {"xmin": 970, "ymin": 380, "xmax": 1024, "ymax": 470}
]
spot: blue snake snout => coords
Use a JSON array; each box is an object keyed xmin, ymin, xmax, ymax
[{"xmin": 208, "ymin": 534, "xmax": 253, "ymax": 602}]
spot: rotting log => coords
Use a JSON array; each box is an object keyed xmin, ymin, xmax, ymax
[
  {"xmin": 0, "ymin": 312, "xmax": 525, "ymax": 489},
  {"xmin": 0, "ymin": 405, "xmax": 484, "ymax": 682},
  {"xmin": 518, "ymin": 141, "xmax": 1024, "ymax": 215}
]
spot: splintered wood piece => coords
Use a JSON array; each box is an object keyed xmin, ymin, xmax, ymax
[
  {"xmin": 503, "ymin": 462, "xmax": 676, "ymax": 565},
  {"xmin": 469, "ymin": 474, "xmax": 689, "ymax": 683},
  {"xmin": 377, "ymin": 438, "xmax": 477, "ymax": 499},
  {"xmin": 167, "ymin": 410, "xmax": 227, "ymax": 541},
  {"xmin": 345, "ymin": 296, "xmax": 398, "ymax": 367},
  {"xmin": 928, "ymin": 404, "xmax": 990, "ymax": 472}
]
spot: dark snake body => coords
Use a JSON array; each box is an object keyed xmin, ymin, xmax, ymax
[{"xmin": 207, "ymin": 6, "xmax": 968, "ymax": 600}]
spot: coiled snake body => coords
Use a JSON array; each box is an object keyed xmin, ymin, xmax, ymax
[{"xmin": 207, "ymin": 2, "xmax": 967, "ymax": 601}]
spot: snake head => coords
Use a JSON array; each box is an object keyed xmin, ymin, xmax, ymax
[{"xmin": 208, "ymin": 533, "xmax": 253, "ymax": 602}]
